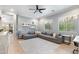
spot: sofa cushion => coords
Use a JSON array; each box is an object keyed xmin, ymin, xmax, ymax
[
  {"xmin": 55, "ymin": 33, "xmax": 61, "ymax": 38},
  {"xmin": 41, "ymin": 32, "xmax": 53, "ymax": 36},
  {"xmin": 41, "ymin": 32, "xmax": 47, "ymax": 34},
  {"xmin": 23, "ymin": 34, "xmax": 37, "ymax": 39},
  {"xmin": 53, "ymin": 33, "xmax": 56, "ymax": 38},
  {"xmin": 46, "ymin": 33, "xmax": 53, "ymax": 36},
  {"xmin": 27, "ymin": 32, "xmax": 35, "ymax": 34}
]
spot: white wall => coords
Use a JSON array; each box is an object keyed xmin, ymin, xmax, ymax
[
  {"xmin": 38, "ymin": 7, "xmax": 79, "ymax": 35},
  {"xmin": 18, "ymin": 16, "xmax": 38, "ymax": 32},
  {"xmin": 17, "ymin": 7, "xmax": 79, "ymax": 35},
  {"xmin": 1, "ymin": 14, "xmax": 14, "ymax": 24}
]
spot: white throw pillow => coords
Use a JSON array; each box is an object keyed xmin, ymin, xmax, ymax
[{"xmin": 53, "ymin": 33, "xmax": 56, "ymax": 38}]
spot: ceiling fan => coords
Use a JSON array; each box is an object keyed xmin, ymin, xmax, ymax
[{"xmin": 29, "ymin": 5, "xmax": 46, "ymax": 14}]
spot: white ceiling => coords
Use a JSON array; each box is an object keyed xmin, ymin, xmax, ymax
[{"xmin": 0, "ymin": 5, "xmax": 73, "ymax": 18}]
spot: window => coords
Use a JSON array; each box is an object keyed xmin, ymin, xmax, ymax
[{"xmin": 59, "ymin": 16, "xmax": 76, "ymax": 31}]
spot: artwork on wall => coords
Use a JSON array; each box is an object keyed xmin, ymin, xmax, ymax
[{"xmin": 45, "ymin": 22, "xmax": 51, "ymax": 31}]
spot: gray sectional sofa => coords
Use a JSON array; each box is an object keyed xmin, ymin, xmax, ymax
[
  {"xmin": 17, "ymin": 31, "xmax": 63, "ymax": 44},
  {"xmin": 17, "ymin": 31, "xmax": 37, "ymax": 39},
  {"xmin": 23, "ymin": 34, "xmax": 37, "ymax": 39},
  {"xmin": 37, "ymin": 32, "xmax": 63, "ymax": 44}
]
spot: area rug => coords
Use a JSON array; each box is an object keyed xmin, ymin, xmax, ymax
[{"xmin": 19, "ymin": 38, "xmax": 60, "ymax": 54}]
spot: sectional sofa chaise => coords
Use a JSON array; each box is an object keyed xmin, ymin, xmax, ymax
[{"xmin": 17, "ymin": 31, "xmax": 63, "ymax": 44}]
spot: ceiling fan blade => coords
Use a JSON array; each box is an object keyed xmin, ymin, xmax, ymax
[
  {"xmin": 39, "ymin": 8, "xmax": 46, "ymax": 10},
  {"xmin": 39, "ymin": 10, "xmax": 42, "ymax": 13},
  {"xmin": 29, "ymin": 9, "xmax": 36, "ymax": 10},
  {"xmin": 34, "ymin": 10, "xmax": 37, "ymax": 14},
  {"xmin": 39, "ymin": 11, "xmax": 42, "ymax": 13}
]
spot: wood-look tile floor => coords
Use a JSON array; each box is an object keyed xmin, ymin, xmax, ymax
[
  {"xmin": 8, "ymin": 34, "xmax": 24, "ymax": 54},
  {"xmin": 7, "ymin": 34, "xmax": 75, "ymax": 54}
]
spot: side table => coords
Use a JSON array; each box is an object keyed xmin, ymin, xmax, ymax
[{"xmin": 62, "ymin": 35, "xmax": 71, "ymax": 45}]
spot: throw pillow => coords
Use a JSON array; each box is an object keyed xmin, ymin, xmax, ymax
[{"xmin": 53, "ymin": 33, "xmax": 56, "ymax": 38}]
